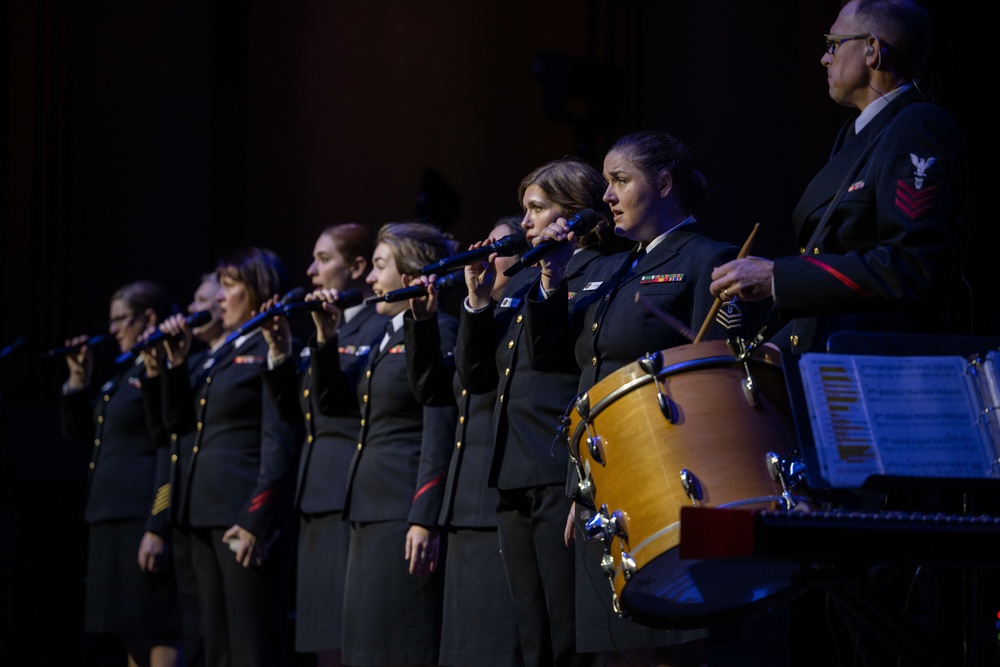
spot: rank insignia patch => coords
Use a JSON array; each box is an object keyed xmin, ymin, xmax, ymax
[
  {"xmin": 895, "ymin": 179, "xmax": 938, "ymax": 220},
  {"xmin": 715, "ymin": 299, "xmax": 743, "ymax": 330}
]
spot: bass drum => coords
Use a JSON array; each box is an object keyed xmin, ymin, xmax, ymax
[{"xmin": 569, "ymin": 339, "xmax": 807, "ymax": 628}]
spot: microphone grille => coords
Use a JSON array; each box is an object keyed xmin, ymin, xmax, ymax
[{"xmin": 281, "ymin": 287, "xmax": 308, "ymax": 305}]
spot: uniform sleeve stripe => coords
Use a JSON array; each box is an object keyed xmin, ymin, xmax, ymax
[
  {"xmin": 802, "ymin": 257, "xmax": 873, "ymax": 297},
  {"xmin": 412, "ymin": 472, "xmax": 446, "ymax": 503}
]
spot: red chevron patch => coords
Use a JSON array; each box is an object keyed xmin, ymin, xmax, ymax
[{"xmin": 895, "ymin": 179, "xmax": 938, "ymax": 220}]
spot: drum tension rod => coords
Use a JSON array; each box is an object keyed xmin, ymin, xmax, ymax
[
  {"xmin": 728, "ymin": 336, "xmax": 761, "ymax": 408},
  {"xmin": 767, "ymin": 450, "xmax": 808, "ymax": 510},
  {"xmin": 638, "ymin": 350, "xmax": 676, "ymax": 423}
]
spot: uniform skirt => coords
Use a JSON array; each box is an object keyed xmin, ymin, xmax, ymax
[
  {"xmin": 341, "ymin": 519, "xmax": 444, "ymax": 666},
  {"xmin": 295, "ymin": 511, "xmax": 350, "ymax": 652},
  {"xmin": 439, "ymin": 527, "xmax": 523, "ymax": 667},
  {"xmin": 84, "ymin": 518, "xmax": 182, "ymax": 647}
]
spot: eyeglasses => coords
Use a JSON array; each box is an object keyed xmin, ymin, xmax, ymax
[
  {"xmin": 824, "ymin": 33, "xmax": 869, "ymax": 55},
  {"xmin": 108, "ymin": 313, "xmax": 137, "ymax": 328}
]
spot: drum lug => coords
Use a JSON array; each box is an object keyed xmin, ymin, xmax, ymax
[
  {"xmin": 657, "ymin": 391, "xmax": 676, "ymax": 423},
  {"xmin": 680, "ymin": 468, "xmax": 703, "ymax": 506},
  {"xmin": 587, "ymin": 434, "xmax": 605, "ymax": 465},
  {"xmin": 620, "ymin": 550, "xmax": 637, "ymax": 580},
  {"xmin": 741, "ymin": 360, "xmax": 760, "ymax": 408},
  {"xmin": 574, "ymin": 391, "xmax": 591, "ymax": 421}
]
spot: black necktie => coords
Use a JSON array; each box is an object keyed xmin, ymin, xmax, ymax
[{"xmin": 630, "ymin": 246, "xmax": 646, "ymax": 272}]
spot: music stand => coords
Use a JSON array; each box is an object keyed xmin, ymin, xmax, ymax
[{"xmin": 780, "ymin": 330, "xmax": 1000, "ymax": 667}]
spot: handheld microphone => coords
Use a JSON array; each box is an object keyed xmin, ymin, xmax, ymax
[
  {"xmin": 278, "ymin": 289, "xmax": 363, "ymax": 316},
  {"xmin": 1, "ymin": 336, "xmax": 28, "ymax": 362},
  {"xmin": 223, "ymin": 287, "xmax": 308, "ymax": 345},
  {"xmin": 365, "ymin": 271, "xmax": 465, "ymax": 304},
  {"xmin": 40, "ymin": 334, "xmax": 111, "ymax": 359},
  {"xmin": 116, "ymin": 310, "xmax": 213, "ymax": 364},
  {"xmin": 503, "ymin": 209, "xmax": 603, "ymax": 277},
  {"xmin": 420, "ymin": 233, "xmax": 529, "ymax": 276}
]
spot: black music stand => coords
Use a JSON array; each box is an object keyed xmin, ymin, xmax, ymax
[{"xmin": 781, "ymin": 331, "xmax": 1000, "ymax": 667}]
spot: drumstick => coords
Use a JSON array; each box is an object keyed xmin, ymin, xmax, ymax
[
  {"xmin": 634, "ymin": 293, "xmax": 694, "ymax": 342},
  {"xmin": 693, "ymin": 223, "xmax": 760, "ymax": 343}
]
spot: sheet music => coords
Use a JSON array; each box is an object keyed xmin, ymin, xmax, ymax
[{"xmin": 799, "ymin": 353, "xmax": 996, "ymax": 488}]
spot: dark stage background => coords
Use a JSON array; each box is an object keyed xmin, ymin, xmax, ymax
[{"xmin": 2, "ymin": 1, "xmax": 996, "ymax": 664}]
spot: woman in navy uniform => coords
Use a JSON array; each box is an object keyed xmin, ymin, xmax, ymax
[
  {"xmin": 141, "ymin": 271, "xmax": 227, "ymax": 667},
  {"xmin": 454, "ymin": 158, "xmax": 614, "ymax": 667},
  {"xmin": 258, "ymin": 222, "xmax": 388, "ymax": 667},
  {"xmin": 60, "ymin": 279, "xmax": 182, "ymax": 667},
  {"xmin": 311, "ymin": 221, "xmax": 458, "ymax": 667},
  {"xmin": 401, "ymin": 216, "xmax": 525, "ymax": 667},
  {"xmin": 526, "ymin": 130, "xmax": 763, "ymax": 666},
  {"xmin": 155, "ymin": 247, "xmax": 302, "ymax": 667}
]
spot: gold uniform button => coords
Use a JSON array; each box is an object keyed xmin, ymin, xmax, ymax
[
  {"xmin": 89, "ymin": 462, "xmax": 95, "ymax": 470},
  {"xmin": 505, "ymin": 367, "xmax": 511, "ymax": 376},
  {"xmin": 94, "ymin": 439, "xmax": 100, "ymax": 446},
  {"xmin": 305, "ymin": 412, "xmax": 311, "ymax": 421},
  {"xmin": 307, "ymin": 435, "xmax": 314, "ymax": 444},
  {"xmin": 812, "ymin": 247, "xmax": 820, "ymax": 255},
  {"xmin": 507, "ymin": 340, "xmax": 514, "ymax": 349},
  {"xmin": 456, "ymin": 441, "xmax": 462, "ymax": 449},
  {"xmin": 171, "ymin": 454, "xmax": 178, "ymax": 463},
  {"xmin": 97, "ymin": 415, "xmax": 104, "ymax": 424},
  {"xmin": 197, "ymin": 422, "xmax": 203, "ymax": 431},
  {"xmin": 363, "ymin": 394, "xmax": 369, "ymax": 403},
  {"xmin": 200, "ymin": 398, "xmax": 207, "ymax": 406},
  {"xmin": 799, "ymin": 247, "xmax": 806, "ymax": 254},
  {"xmin": 360, "ymin": 419, "xmax": 366, "ymax": 426},
  {"xmin": 499, "ymin": 394, "xmax": 504, "ymax": 403},
  {"xmin": 103, "ymin": 394, "xmax": 111, "ymax": 402},
  {"xmin": 516, "ymin": 314, "xmax": 523, "ymax": 323},
  {"xmin": 459, "ymin": 415, "xmax": 465, "ymax": 424},
  {"xmin": 303, "ymin": 388, "xmax": 310, "ymax": 398},
  {"xmin": 205, "ymin": 376, "xmax": 212, "ymax": 384},
  {"xmin": 357, "ymin": 443, "xmax": 363, "ymax": 451},
  {"xmin": 461, "ymin": 389, "xmax": 467, "ymax": 397},
  {"xmin": 192, "ymin": 446, "xmax": 199, "ymax": 453},
  {"xmin": 366, "ymin": 370, "xmax": 372, "ymax": 378},
  {"xmin": 604, "ymin": 294, "xmax": 611, "ymax": 302},
  {"xmin": 170, "ymin": 434, "xmax": 177, "ymax": 442},
  {"xmin": 307, "ymin": 367, "xmax": 312, "ymax": 376},
  {"xmin": 790, "ymin": 334, "xmax": 800, "ymax": 347},
  {"xmin": 591, "ymin": 357, "xmax": 597, "ymax": 366},
  {"xmin": 591, "ymin": 323, "xmax": 598, "ymax": 332}
]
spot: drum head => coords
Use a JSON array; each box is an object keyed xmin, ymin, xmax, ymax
[{"xmin": 617, "ymin": 550, "xmax": 806, "ymax": 628}]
